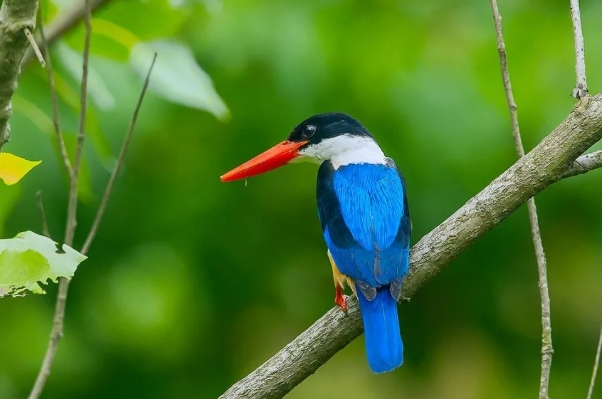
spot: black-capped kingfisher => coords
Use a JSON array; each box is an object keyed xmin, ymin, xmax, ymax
[{"xmin": 221, "ymin": 113, "xmax": 411, "ymax": 373}]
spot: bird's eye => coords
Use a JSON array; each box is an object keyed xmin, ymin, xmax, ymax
[{"xmin": 303, "ymin": 125, "xmax": 316, "ymax": 138}]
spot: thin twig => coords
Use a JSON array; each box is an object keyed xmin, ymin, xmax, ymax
[
  {"xmin": 38, "ymin": 2, "xmax": 72, "ymax": 177},
  {"xmin": 586, "ymin": 325, "xmax": 602, "ymax": 399},
  {"xmin": 81, "ymin": 52, "xmax": 157, "ymax": 255},
  {"xmin": 35, "ymin": 191, "xmax": 50, "ymax": 238},
  {"xmin": 65, "ymin": 0, "xmax": 92, "ymax": 244},
  {"xmin": 489, "ymin": 1, "xmax": 553, "ymax": 398},
  {"xmin": 28, "ymin": 278, "xmax": 70, "ymax": 399},
  {"xmin": 28, "ymin": 2, "xmax": 92, "ymax": 398},
  {"xmin": 570, "ymin": 0, "xmax": 588, "ymax": 99},
  {"xmin": 24, "ymin": 29, "xmax": 45, "ymax": 67},
  {"xmin": 28, "ymin": 36, "xmax": 156, "ymax": 399}
]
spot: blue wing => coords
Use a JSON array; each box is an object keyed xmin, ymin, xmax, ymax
[{"xmin": 316, "ymin": 159, "xmax": 411, "ymax": 299}]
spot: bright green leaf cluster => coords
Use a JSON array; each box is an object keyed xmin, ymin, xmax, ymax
[{"xmin": 0, "ymin": 231, "xmax": 87, "ymax": 298}]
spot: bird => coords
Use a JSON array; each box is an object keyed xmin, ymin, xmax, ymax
[{"xmin": 220, "ymin": 112, "xmax": 411, "ymax": 373}]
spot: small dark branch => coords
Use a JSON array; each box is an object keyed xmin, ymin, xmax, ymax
[
  {"xmin": 560, "ymin": 150, "xmax": 602, "ymax": 179},
  {"xmin": 570, "ymin": 0, "xmax": 588, "ymax": 99},
  {"xmin": 489, "ymin": 1, "xmax": 553, "ymax": 398},
  {"xmin": 38, "ymin": 2, "xmax": 72, "ymax": 176},
  {"xmin": 81, "ymin": 52, "xmax": 157, "ymax": 255},
  {"xmin": 35, "ymin": 191, "xmax": 50, "ymax": 237},
  {"xmin": 219, "ymin": 93, "xmax": 602, "ymax": 399},
  {"xmin": 0, "ymin": 0, "xmax": 40, "ymax": 150},
  {"xmin": 24, "ymin": 28, "xmax": 45, "ymax": 67},
  {"xmin": 587, "ymin": 325, "xmax": 602, "ymax": 399},
  {"xmin": 22, "ymin": 0, "xmax": 112, "ymax": 66}
]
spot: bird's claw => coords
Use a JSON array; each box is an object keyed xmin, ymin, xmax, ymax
[{"xmin": 335, "ymin": 285, "xmax": 349, "ymax": 315}]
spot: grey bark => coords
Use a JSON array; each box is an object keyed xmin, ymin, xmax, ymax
[
  {"xmin": 0, "ymin": 0, "xmax": 39, "ymax": 150},
  {"xmin": 219, "ymin": 93, "xmax": 602, "ymax": 399}
]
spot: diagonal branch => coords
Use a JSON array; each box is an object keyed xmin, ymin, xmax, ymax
[
  {"xmin": 0, "ymin": 0, "xmax": 40, "ymax": 150},
  {"xmin": 81, "ymin": 52, "xmax": 157, "ymax": 254},
  {"xmin": 219, "ymin": 93, "xmax": 602, "ymax": 399},
  {"xmin": 489, "ymin": 1, "xmax": 553, "ymax": 398}
]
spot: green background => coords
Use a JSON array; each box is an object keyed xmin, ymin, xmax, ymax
[{"xmin": 1, "ymin": 0, "xmax": 601, "ymax": 398}]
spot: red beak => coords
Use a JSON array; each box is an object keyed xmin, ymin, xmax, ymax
[{"xmin": 220, "ymin": 140, "xmax": 309, "ymax": 182}]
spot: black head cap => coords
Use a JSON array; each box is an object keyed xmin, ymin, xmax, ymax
[{"xmin": 287, "ymin": 112, "xmax": 374, "ymax": 144}]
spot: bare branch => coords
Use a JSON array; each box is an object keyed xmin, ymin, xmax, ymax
[
  {"xmin": 587, "ymin": 325, "xmax": 602, "ymax": 399},
  {"xmin": 29, "ymin": 41, "xmax": 156, "ymax": 399},
  {"xmin": 28, "ymin": 277, "xmax": 70, "ymax": 399},
  {"xmin": 29, "ymin": 2, "xmax": 92, "ymax": 397},
  {"xmin": 490, "ymin": 1, "xmax": 523, "ymax": 156},
  {"xmin": 219, "ymin": 93, "xmax": 602, "ymax": 399},
  {"xmin": 489, "ymin": 1, "xmax": 553, "ymax": 397},
  {"xmin": 24, "ymin": 28, "xmax": 45, "ymax": 67},
  {"xmin": 82, "ymin": 52, "xmax": 157, "ymax": 254},
  {"xmin": 561, "ymin": 150, "xmax": 602, "ymax": 179},
  {"xmin": 570, "ymin": 0, "xmax": 588, "ymax": 99},
  {"xmin": 0, "ymin": 0, "xmax": 39, "ymax": 150},
  {"xmin": 22, "ymin": 0, "xmax": 112, "ymax": 66},
  {"xmin": 64, "ymin": 0, "xmax": 92, "ymax": 245},
  {"xmin": 38, "ymin": 2, "xmax": 72, "ymax": 176}
]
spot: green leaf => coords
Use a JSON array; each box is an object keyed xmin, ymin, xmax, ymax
[
  {"xmin": 130, "ymin": 40, "xmax": 230, "ymax": 120},
  {"xmin": 0, "ymin": 231, "xmax": 87, "ymax": 298}
]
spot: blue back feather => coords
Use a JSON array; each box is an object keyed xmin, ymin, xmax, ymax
[
  {"xmin": 316, "ymin": 160, "xmax": 411, "ymax": 373},
  {"xmin": 318, "ymin": 162, "xmax": 410, "ymax": 286}
]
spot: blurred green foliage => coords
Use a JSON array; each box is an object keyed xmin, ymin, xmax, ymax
[{"xmin": 1, "ymin": 0, "xmax": 602, "ymax": 398}]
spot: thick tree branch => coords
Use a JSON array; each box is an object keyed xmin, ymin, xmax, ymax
[
  {"xmin": 489, "ymin": 1, "xmax": 553, "ymax": 397},
  {"xmin": 219, "ymin": 93, "xmax": 602, "ymax": 399},
  {"xmin": 22, "ymin": 0, "xmax": 111, "ymax": 66},
  {"xmin": 570, "ymin": 0, "xmax": 588, "ymax": 99},
  {"xmin": 0, "ymin": 0, "xmax": 39, "ymax": 150}
]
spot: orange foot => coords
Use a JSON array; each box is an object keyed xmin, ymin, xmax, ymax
[{"xmin": 335, "ymin": 285, "xmax": 349, "ymax": 314}]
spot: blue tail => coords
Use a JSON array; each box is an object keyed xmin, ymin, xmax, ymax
[{"xmin": 356, "ymin": 286, "xmax": 403, "ymax": 373}]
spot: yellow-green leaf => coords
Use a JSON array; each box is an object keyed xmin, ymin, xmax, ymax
[
  {"xmin": 0, "ymin": 153, "xmax": 41, "ymax": 185},
  {"xmin": 0, "ymin": 231, "xmax": 87, "ymax": 298}
]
